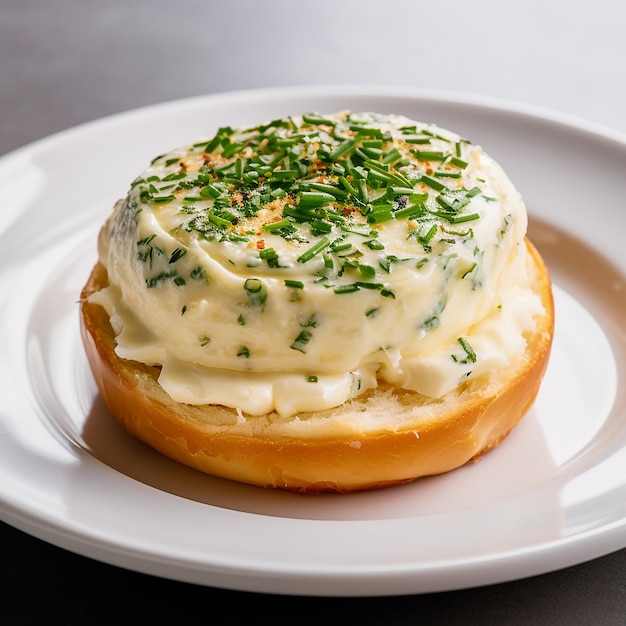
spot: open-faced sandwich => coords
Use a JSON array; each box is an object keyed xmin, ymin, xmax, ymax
[{"xmin": 80, "ymin": 111, "xmax": 554, "ymax": 492}]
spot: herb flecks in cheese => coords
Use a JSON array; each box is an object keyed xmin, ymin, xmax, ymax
[{"xmin": 94, "ymin": 112, "xmax": 543, "ymax": 417}]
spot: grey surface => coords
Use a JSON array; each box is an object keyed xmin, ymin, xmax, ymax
[
  {"xmin": 3, "ymin": 0, "xmax": 626, "ymax": 156},
  {"xmin": 1, "ymin": 0, "xmax": 626, "ymax": 622}
]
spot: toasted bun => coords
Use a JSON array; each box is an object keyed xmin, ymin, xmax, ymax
[{"xmin": 80, "ymin": 239, "xmax": 553, "ymax": 493}]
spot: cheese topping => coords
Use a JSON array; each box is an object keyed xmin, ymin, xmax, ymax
[{"xmin": 92, "ymin": 112, "xmax": 543, "ymax": 417}]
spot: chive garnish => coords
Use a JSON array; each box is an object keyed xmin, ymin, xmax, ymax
[
  {"xmin": 153, "ymin": 195, "xmax": 175, "ymax": 204},
  {"xmin": 302, "ymin": 113, "xmax": 335, "ymax": 126},
  {"xmin": 333, "ymin": 284, "xmax": 360, "ymax": 294},
  {"xmin": 200, "ymin": 185, "xmax": 222, "ymax": 198},
  {"xmin": 259, "ymin": 247, "xmax": 280, "ymax": 267},
  {"xmin": 222, "ymin": 142, "xmax": 245, "ymax": 158},
  {"xmin": 285, "ymin": 279, "xmax": 304, "ymax": 289},
  {"xmin": 358, "ymin": 264, "xmax": 376, "ymax": 278},
  {"xmin": 330, "ymin": 138, "xmax": 358, "ymax": 161},
  {"xmin": 169, "ymin": 248, "xmax": 187, "ymax": 264},
  {"xmin": 297, "ymin": 237, "xmax": 330, "ymax": 263},
  {"xmin": 190, "ymin": 266, "xmax": 207, "ymax": 281},
  {"xmin": 452, "ymin": 337, "xmax": 477, "ymax": 364},
  {"xmin": 449, "ymin": 213, "xmax": 480, "ymax": 224},
  {"xmin": 420, "ymin": 175, "xmax": 446, "ymax": 191},
  {"xmin": 291, "ymin": 330, "xmax": 313, "ymax": 352},
  {"xmin": 297, "ymin": 191, "xmax": 335, "ymax": 208},
  {"xmin": 134, "ymin": 112, "xmax": 486, "ymax": 308},
  {"xmin": 304, "ymin": 182, "xmax": 348, "ymax": 198},
  {"xmin": 244, "ymin": 278, "xmax": 267, "ymax": 306},
  {"xmin": 263, "ymin": 219, "xmax": 292, "ymax": 232},
  {"xmin": 411, "ymin": 150, "xmax": 447, "ymax": 161}
]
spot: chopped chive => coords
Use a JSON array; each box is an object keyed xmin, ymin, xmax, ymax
[
  {"xmin": 403, "ymin": 136, "xmax": 432, "ymax": 144},
  {"xmin": 234, "ymin": 157, "xmax": 246, "ymax": 179},
  {"xmin": 162, "ymin": 171, "xmax": 186, "ymax": 181},
  {"xmin": 367, "ymin": 205, "xmax": 394, "ymax": 224},
  {"xmin": 330, "ymin": 241, "xmax": 353, "ymax": 252},
  {"xmin": 333, "ymin": 284, "xmax": 360, "ymax": 294},
  {"xmin": 348, "ymin": 124, "xmax": 383, "ymax": 138},
  {"xmin": 259, "ymin": 247, "xmax": 280, "ymax": 267},
  {"xmin": 365, "ymin": 239, "xmax": 385, "ymax": 250},
  {"xmin": 338, "ymin": 176, "xmax": 359, "ymax": 197},
  {"xmin": 153, "ymin": 195, "xmax": 175, "ymax": 203},
  {"xmin": 449, "ymin": 213, "xmax": 480, "ymax": 224},
  {"xmin": 381, "ymin": 148, "xmax": 403, "ymax": 165},
  {"xmin": 146, "ymin": 270, "xmax": 186, "ymax": 288},
  {"xmin": 358, "ymin": 264, "xmax": 376, "ymax": 278},
  {"xmin": 263, "ymin": 219, "xmax": 292, "ymax": 232},
  {"xmin": 207, "ymin": 209, "xmax": 233, "ymax": 229},
  {"xmin": 221, "ymin": 141, "xmax": 245, "ymax": 158},
  {"xmin": 419, "ymin": 224, "xmax": 438, "ymax": 246},
  {"xmin": 329, "ymin": 138, "xmax": 358, "ymax": 161},
  {"xmin": 244, "ymin": 278, "xmax": 267, "ymax": 306},
  {"xmin": 434, "ymin": 171, "xmax": 462, "ymax": 178},
  {"xmin": 190, "ymin": 266, "xmax": 207, "ymax": 281},
  {"xmin": 302, "ymin": 113, "xmax": 335, "ymax": 126},
  {"xmin": 452, "ymin": 337, "xmax": 477, "ymax": 364},
  {"xmin": 411, "ymin": 150, "xmax": 448, "ymax": 161},
  {"xmin": 270, "ymin": 169, "xmax": 299, "ymax": 181},
  {"xmin": 450, "ymin": 156, "xmax": 468, "ymax": 169},
  {"xmin": 169, "ymin": 247, "xmax": 187, "ymax": 263},
  {"xmin": 200, "ymin": 183, "xmax": 223, "ymax": 199},
  {"xmin": 422, "ymin": 129, "xmax": 451, "ymax": 142},
  {"xmin": 420, "ymin": 175, "xmax": 446, "ymax": 191},
  {"xmin": 355, "ymin": 281, "xmax": 384, "ymax": 290},
  {"xmin": 303, "ymin": 182, "xmax": 348, "ymax": 198},
  {"xmin": 297, "ymin": 191, "xmax": 335, "ymax": 208},
  {"xmin": 285, "ymin": 279, "xmax": 304, "ymax": 289},
  {"xmin": 297, "ymin": 236, "xmax": 330, "ymax": 263},
  {"xmin": 394, "ymin": 202, "xmax": 427, "ymax": 220},
  {"xmin": 311, "ymin": 220, "xmax": 332, "ymax": 235},
  {"xmin": 291, "ymin": 330, "xmax": 313, "ymax": 353}
]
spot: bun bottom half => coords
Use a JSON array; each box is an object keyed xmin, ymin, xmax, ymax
[{"xmin": 79, "ymin": 240, "xmax": 554, "ymax": 493}]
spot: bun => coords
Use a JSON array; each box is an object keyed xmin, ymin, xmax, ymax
[{"xmin": 80, "ymin": 239, "xmax": 553, "ymax": 493}]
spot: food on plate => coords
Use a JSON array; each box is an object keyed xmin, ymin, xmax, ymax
[{"xmin": 80, "ymin": 111, "xmax": 554, "ymax": 492}]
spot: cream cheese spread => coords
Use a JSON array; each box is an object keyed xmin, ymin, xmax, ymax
[{"xmin": 92, "ymin": 111, "xmax": 543, "ymax": 417}]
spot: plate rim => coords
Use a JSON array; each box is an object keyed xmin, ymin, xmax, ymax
[{"xmin": 4, "ymin": 84, "xmax": 626, "ymax": 162}]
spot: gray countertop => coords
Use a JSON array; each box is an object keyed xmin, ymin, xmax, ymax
[{"xmin": 1, "ymin": 1, "xmax": 625, "ymax": 622}]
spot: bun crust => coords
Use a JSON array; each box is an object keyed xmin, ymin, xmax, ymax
[{"xmin": 80, "ymin": 240, "xmax": 553, "ymax": 493}]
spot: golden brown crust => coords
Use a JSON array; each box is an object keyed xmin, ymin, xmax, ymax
[{"xmin": 79, "ymin": 240, "xmax": 554, "ymax": 493}]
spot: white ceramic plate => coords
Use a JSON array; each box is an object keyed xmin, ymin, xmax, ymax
[{"xmin": 2, "ymin": 86, "xmax": 626, "ymax": 597}]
